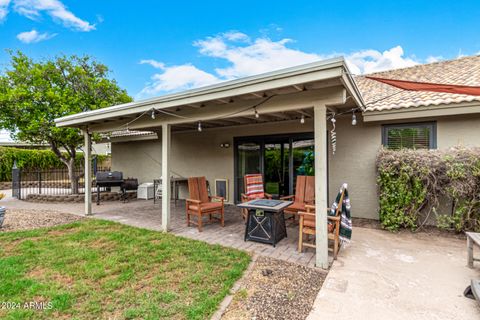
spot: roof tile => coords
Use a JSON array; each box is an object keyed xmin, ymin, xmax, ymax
[{"xmin": 355, "ymin": 55, "xmax": 480, "ymax": 112}]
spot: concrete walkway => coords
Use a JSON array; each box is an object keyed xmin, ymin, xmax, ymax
[
  {"xmin": 308, "ymin": 227, "xmax": 480, "ymax": 320},
  {"xmin": 4, "ymin": 195, "xmax": 480, "ymax": 318}
]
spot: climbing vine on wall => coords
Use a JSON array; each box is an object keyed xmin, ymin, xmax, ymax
[{"xmin": 376, "ymin": 147, "xmax": 480, "ymax": 232}]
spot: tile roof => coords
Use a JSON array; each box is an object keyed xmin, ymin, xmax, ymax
[
  {"xmin": 354, "ymin": 55, "xmax": 480, "ymax": 112},
  {"xmin": 103, "ymin": 130, "xmax": 156, "ymax": 139}
]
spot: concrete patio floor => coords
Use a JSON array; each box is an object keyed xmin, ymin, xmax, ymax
[
  {"xmin": 2, "ymin": 196, "xmax": 322, "ymax": 267},
  {"xmin": 308, "ymin": 227, "xmax": 480, "ymax": 320}
]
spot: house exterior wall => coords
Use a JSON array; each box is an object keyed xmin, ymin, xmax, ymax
[
  {"xmin": 111, "ymin": 113, "xmax": 480, "ymax": 220},
  {"xmin": 437, "ymin": 114, "xmax": 480, "ymax": 148}
]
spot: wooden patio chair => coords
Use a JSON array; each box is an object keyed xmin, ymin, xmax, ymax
[
  {"xmin": 297, "ymin": 186, "xmax": 346, "ymax": 259},
  {"xmin": 281, "ymin": 175, "xmax": 315, "ymax": 221},
  {"xmin": 186, "ymin": 176, "xmax": 224, "ymax": 232},
  {"xmin": 240, "ymin": 174, "xmax": 272, "ymax": 220}
]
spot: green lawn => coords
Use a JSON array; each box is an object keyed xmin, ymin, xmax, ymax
[{"xmin": 0, "ymin": 219, "xmax": 250, "ymax": 319}]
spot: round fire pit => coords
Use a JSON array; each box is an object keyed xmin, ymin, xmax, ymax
[{"xmin": 0, "ymin": 207, "xmax": 5, "ymax": 228}]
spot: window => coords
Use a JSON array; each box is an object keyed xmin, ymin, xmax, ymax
[{"xmin": 382, "ymin": 122, "xmax": 436, "ymax": 150}]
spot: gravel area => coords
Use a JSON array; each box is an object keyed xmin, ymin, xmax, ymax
[
  {"xmin": 0, "ymin": 209, "xmax": 82, "ymax": 232},
  {"xmin": 222, "ymin": 256, "xmax": 326, "ymax": 320}
]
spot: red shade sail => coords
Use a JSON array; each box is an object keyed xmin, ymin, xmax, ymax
[{"xmin": 365, "ymin": 76, "xmax": 480, "ymax": 96}]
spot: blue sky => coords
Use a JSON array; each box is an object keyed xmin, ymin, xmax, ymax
[{"xmin": 1, "ymin": 1, "xmax": 480, "ymax": 101}]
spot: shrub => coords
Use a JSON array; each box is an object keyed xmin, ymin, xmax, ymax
[
  {"xmin": 0, "ymin": 147, "xmax": 109, "ymax": 181},
  {"xmin": 376, "ymin": 146, "xmax": 480, "ymax": 232}
]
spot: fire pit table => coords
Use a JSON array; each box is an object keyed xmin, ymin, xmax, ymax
[{"xmin": 237, "ymin": 199, "xmax": 292, "ymax": 247}]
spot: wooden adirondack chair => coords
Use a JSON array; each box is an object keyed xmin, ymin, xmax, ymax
[
  {"xmin": 297, "ymin": 187, "xmax": 346, "ymax": 259},
  {"xmin": 240, "ymin": 174, "xmax": 272, "ymax": 220},
  {"xmin": 186, "ymin": 177, "xmax": 224, "ymax": 232},
  {"xmin": 281, "ymin": 175, "xmax": 315, "ymax": 221}
]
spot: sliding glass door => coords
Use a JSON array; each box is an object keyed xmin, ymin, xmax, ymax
[{"xmin": 234, "ymin": 133, "xmax": 315, "ymax": 203}]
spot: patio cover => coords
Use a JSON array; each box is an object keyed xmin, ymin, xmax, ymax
[{"xmin": 366, "ymin": 76, "xmax": 480, "ymax": 96}]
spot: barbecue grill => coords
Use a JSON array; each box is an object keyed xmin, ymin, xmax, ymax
[
  {"xmin": 95, "ymin": 171, "xmax": 123, "ymax": 205},
  {"xmin": 120, "ymin": 178, "xmax": 139, "ymax": 202}
]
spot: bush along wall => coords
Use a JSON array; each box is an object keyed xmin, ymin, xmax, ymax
[
  {"xmin": 376, "ymin": 146, "xmax": 480, "ymax": 232},
  {"xmin": 0, "ymin": 147, "xmax": 109, "ymax": 182}
]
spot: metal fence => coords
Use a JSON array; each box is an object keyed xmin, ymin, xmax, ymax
[{"xmin": 12, "ymin": 165, "xmax": 111, "ymax": 199}]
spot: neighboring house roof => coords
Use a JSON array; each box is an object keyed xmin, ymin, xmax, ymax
[
  {"xmin": 0, "ymin": 141, "xmax": 49, "ymax": 148},
  {"xmin": 107, "ymin": 130, "xmax": 156, "ymax": 138},
  {"xmin": 100, "ymin": 130, "xmax": 158, "ymax": 142},
  {"xmin": 355, "ymin": 55, "xmax": 480, "ymax": 112}
]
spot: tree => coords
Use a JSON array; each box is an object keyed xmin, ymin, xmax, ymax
[{"xmin": 0, "ymin": 51, "xmax": 132, "ymax": 193}]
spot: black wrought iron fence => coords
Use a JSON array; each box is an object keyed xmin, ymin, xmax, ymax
[{"xmin": 12, "ymin": 166, "xmax": 111, "ymax": 199}]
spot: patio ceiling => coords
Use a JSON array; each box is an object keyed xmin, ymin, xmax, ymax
[{"xmin": 55, "ymin": 57, "xmax": 363, "ymax": 133}]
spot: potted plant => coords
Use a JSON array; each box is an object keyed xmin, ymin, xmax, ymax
[{"xmin": 296, "ymin": 151, "xmax": 315, "ymax": 176}]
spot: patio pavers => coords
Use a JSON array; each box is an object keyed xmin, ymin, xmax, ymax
[{"xmin": 1, "ymin": 197, "xmax": 322, "ymax": 267}]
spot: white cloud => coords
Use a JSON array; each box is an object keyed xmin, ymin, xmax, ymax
[
  {"xmin": 9, "ymin": 0, "xmax": 94, "ymax": 31},
  {"xmin": 140, "ymin": 59, "xmax": 165, "ymax": 69},
  {"xmin": 425, "ymin": 55, "xmax": 443, "ymax": 64},
  {"xmin": 194, "ymin": 34, "xmax": 322, "ymax": 79},
  {"xmin": 0, "ymin": 0, "xmax": 10, "ymax": 22},
  {"xmin": 139, "ymin": 31, "xmax": 439, "ymax": 98},
  {"xmin": 17, "ymin": 29, "xmax": 56, "ymax": 43},
  {"xmin": 344, "ymin": 46, "xmax": 419, "ymax": 74},
  {"xmin": 138, "ymin": 62, "xmax": 219, "ymax": 98},
  {"xmin": 222, "ymin": 31, "xmax": 250, "ymax": 42}
]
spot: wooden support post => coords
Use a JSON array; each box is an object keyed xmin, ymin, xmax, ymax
[
  {"xmin": 314, "ymin": 104, "xmax": 329, "ymax": 269},
  {"xmin": 84, "ymin": 130, "xmax": 92, "ymax": 216},
  {"xmin": 161, "ymin": 124, "xmax": 171, "ymax": 232},
  {"xmin": 468, "ymin": 235, "xmax": 474, "ymax": 268}
]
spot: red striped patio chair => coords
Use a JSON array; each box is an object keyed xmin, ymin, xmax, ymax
[{"xmin": 240, "ymin": 174, "xmax": 272, "ymax": 220}]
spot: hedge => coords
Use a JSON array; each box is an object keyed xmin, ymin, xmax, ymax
[
  {"xmin": 376, "ymin": 146, "xmax": 480, "ymax": 232},
  {"xmin": 0, "ymin": 147, "xmax": 109, "ymax": 181}
]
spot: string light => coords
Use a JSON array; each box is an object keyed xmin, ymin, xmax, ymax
[
  {"xmin": 254, "ymin": 108, "xmax": 259, "ymax": 118},
  {"xmin": 151, "ymin": 109, "xmax": 156, "ymax": 120},
  {"xmin": 197, "ymin": 121, "xmax": 202, "ymax": 132},
  {"xmin": 351, "ymin": 111, "xmax": 357, "ymax": 126},
  {"xmin": 300, "ymin": 115, "xmax": 305, "ymax": 124}
]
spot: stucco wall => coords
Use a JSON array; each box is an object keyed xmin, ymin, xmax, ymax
[
  {"xmin": 111, "ymin": 113, "xmax": 480, "ymax": 220},
  {"xmin": 437, "ymin": 114, "xmax": 480, "ymax": 148},
  {"xmin": 327, "ymin": 115, "xmax": 381, "ymax": 219}
]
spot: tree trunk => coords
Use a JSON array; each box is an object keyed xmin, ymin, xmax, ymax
[
  {"xmin": 49, "ymin": 141, "xmax": 79, "ymax": 195},
  {"xmin": 66, "ymin": 158, "xmax": 79, "ymax": 194}
]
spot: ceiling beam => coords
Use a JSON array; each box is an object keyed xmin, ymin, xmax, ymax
[
  {"xmin": 267, "ymin": 112, "xmax": 291, "ymax": 120},
  {"xmin": 296, "ymin": 110, "xmax": 313, "ymax": 117},
  {"xmin": 186, "ymin": 104, "xmax": 202, "ymax": 109},
  {"xmin": 292, "ymin": 84, "xmax": 304, "ymax": 91},
  {"xmin": 327, "ymin": 106, "xmax": 338, "ymax": 114}
]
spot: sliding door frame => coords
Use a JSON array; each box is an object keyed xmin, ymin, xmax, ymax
[{"xmin": 233, "ymin": 132, "xmax": 314, "ymax": 204}]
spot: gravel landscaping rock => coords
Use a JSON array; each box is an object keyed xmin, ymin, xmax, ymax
[
  {"xmin": 0, "ymin": 209, "xmax": 82, "ymax": 232},
  {"xmin": 222, "ymin": 256, "xmax": 326, "ymax": 320}
]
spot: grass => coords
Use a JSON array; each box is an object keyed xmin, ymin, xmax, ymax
[{"xmin": 0, "ymin": 219, "xmax": 250, "ymax": 319}]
